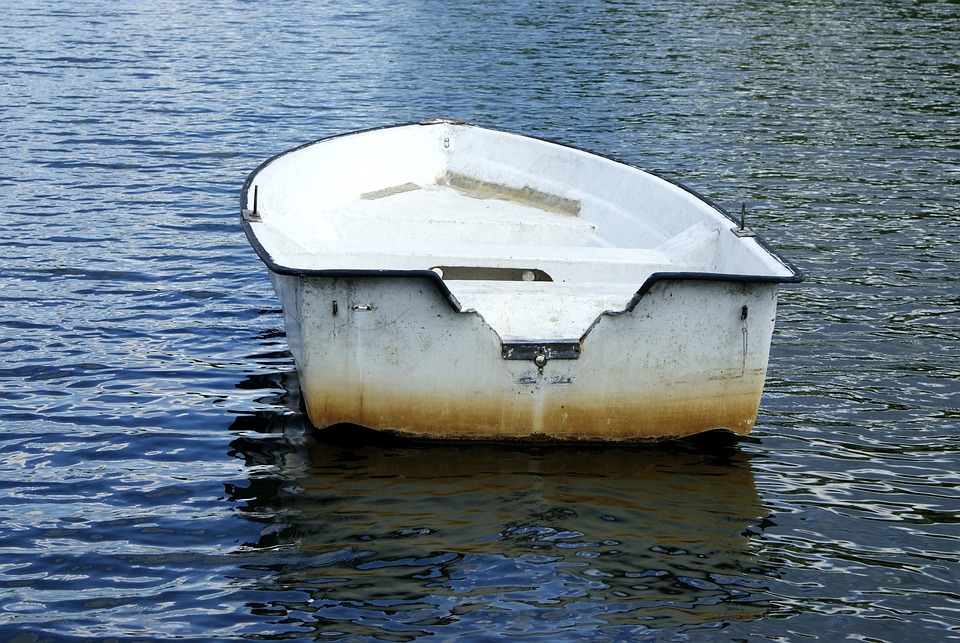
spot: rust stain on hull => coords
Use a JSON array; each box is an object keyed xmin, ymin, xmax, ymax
[{"xmin": 302, "ymin": 380, "xmax": 763, "ymax": 443}]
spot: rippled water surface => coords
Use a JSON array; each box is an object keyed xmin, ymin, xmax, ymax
[{"xmin": 2, "ymin": 1, "xmax": 958, "ymax": 641}]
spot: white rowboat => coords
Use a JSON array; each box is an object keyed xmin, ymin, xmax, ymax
[{"xmin": 241, "ymin": 120, "xmax": 801, "ymax": 442}]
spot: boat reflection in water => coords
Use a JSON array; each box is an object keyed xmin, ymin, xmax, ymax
[{"xmin": 227, "ymin": 379, "xmax": 781, "ymax": 639}]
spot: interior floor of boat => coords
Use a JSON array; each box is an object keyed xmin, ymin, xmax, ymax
[{"xmin": 333, "ymin": 181, "xmax": 601, "ymax": 248}]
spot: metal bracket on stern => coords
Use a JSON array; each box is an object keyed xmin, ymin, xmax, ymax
[{"xmin": 501, "ymin": 341, "xmax": 581, "ymax": 362}]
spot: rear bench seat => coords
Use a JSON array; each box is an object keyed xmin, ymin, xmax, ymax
[{"xmin": 442, "ymin": 223, "xmax": 719, "ymax": 341}]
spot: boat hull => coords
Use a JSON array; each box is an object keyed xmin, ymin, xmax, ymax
[
  {"xmin": 243, "ymin": 121, "xmax": 802, "ymax": 442},
  {"xmin": 270, "ymin": 270, "xmax": 780, "ymax": 442}
]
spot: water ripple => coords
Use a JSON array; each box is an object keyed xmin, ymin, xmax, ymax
[{"xmin": 2, "ymin": 0, "xmax": 959, "ymax": 640}]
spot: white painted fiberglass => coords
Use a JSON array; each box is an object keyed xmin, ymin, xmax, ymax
[{"xmin": 242, "ymin": 121, "xmax": 801, "ymax": 440}]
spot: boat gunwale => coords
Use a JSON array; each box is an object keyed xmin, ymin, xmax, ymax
[
  {"xmin": 240, "ymin": 255, "xmax": 798, "ymax": 317},
  {"xmin": 239, "ymin": 120, "xmax": 805, "ymax": 296}
]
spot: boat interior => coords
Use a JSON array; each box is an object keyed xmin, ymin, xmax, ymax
[{"xmin": 245, "ymin": 122, "xmax": 792, "ymax": 342}]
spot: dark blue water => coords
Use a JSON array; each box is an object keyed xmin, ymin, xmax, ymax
[{"xmin": 2, "ymin": 1, "xmax": 958, "ymax": 641}]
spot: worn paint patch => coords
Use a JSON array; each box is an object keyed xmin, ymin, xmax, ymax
[
  {"xmin": 360, "ymin": 182, "xmax": 422, "ymax": 200},
  {"xmin": 441, "ymin": 171, "xmax": 581, "ymax": 217}
]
